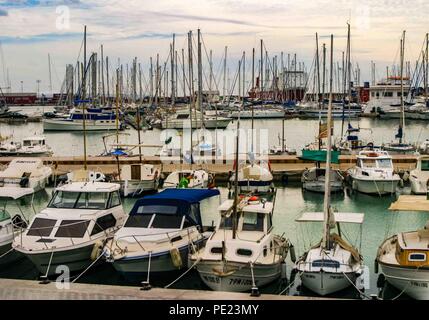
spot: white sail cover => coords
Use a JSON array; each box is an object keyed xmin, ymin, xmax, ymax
[{"xmin": 296, "ymin": 212, "xmax": 364, "ymax": 224}]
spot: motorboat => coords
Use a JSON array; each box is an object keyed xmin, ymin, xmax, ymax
[
  {"xmin": 346, "ymin": 150, "xmax": 401, "ymax": 195},
  {"xmin": 190, "ymin": 194, "xmax": 291, "ymax": 292},
  {"xmin": 0, "ymin": 158, "xmax": 52, "ymax": 199},
  {"xmin": 13, "ymin": 176, "xmax": 127, "ymax": 276},
  {"xmin": 376, "ymin": 195, "xmax": 429, "ymax": 299},
  {"xmin": 409, "ymin": 155, "xmax": 429, "ymax": 194},
  {"xmin": 302, "ymin": 167, "xmax": 344, "ymax": 193},
  {"xmin": 228, "ymin": 154, "xmax": 274, "ymax": 194},
  {"xmin": 115, "ymin": 164, "xmax": 160, "ymax": 197},
  {"xmin": 104, "ymin": 188, "xmax": 220, "ymax": 282},
  {"xmin": 43, "ymin": 107, "xmax": 122, "ymax": 131},
  {"xmin": 163, "ymin": 170, "xmax": 214, "ymax": 189},
  {"xmin": 18, "ymin": 136, "xmax": 53, "ymax": 156}
]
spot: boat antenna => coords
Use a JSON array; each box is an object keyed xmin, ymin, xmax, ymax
[{"xmin": 322, "ymin": 34, "xmax": 334, "ymax": 250}]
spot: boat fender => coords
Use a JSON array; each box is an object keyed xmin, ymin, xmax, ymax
[
  {"xmin": 90, "ymin": 240, "xmax": 104, "ymax": 261},
  {"xmin": 289, "ymin": 244, "xmax": 296, "ymax": 263},
  {"xmin": 374, "ymin": 259, "xmax": 379, "ymax": 274},
  {"xmin": 170, "ymin": 247, "xmax": 183, "ymax": 269},
  {"xmin": 376, "ymin": 273, "xmax": 385, "ymax": 289},
  {"xmin": 399, "ymin": 178, "xmax": 404, "ymax": 188},
  {"xmin": 352, "ymin": 180, "xmax": 357, "ymax": 190},
  {"xmin": 281, "ymin": 262, "xmax": 287, "ymax": 279}
]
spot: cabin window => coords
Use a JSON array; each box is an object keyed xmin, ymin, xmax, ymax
[
  {"xmin": 109, "ymin": 191, "xmax": 121, "ymax": 208},
  {"xmin": 377, "ymin": 159, "xmax": 392, "ymax": 168},
  {"xmin": 23, "ymin": 141, "xmax": 31, "ymax": 146},
  {"xmin": 219, "ymin": 215, "xmax": 239, "ymax": 230},
  {"xmin": 151, "ymin": 215, "xmax": 183, "ymax": 229},
  {"xmin": 408, "ymin": 253, "xmax": 426, "ymax": 262},
  {"xmin": 422, "ymin": 160, "xmax": 429, "ymax": 171},
  {"xmin": 27, "ymin": 218, "xmax": 57, "ymax": 237},
  {"xmin": 242, "ymin": 212, "xmax": 264, "ymax": 232},
  {"xmin": 210, "ymin": 247, "xmax": 223, "ymax": 254},
  {"xmin": 0, "ymin": 209, "xmax": 10, "ymax": 223},
  {"xmin": 182, "ymin": 218, "xmax": 194, "ymax": 228},
  {"xmin": 176, "ymin": 114, "xmax": 189, "ymax": 119},
  {"xmin": 376, "ymin": 92, "xmax": 380, "ymax": 97},
  {"xmin": 75, "ymin": 192, "xmax": 109, "ymax": 210},
  {"xmin": 136, "ymin": 205, "xmax": 177, "ymax": 215},
  {"xmin": 49, "ymin": 191, "xmax": 80, "ymax": 209},
  {"xmin": 236, "ymin": 248, "xmax": 253, "ymax": 257},
  {"xmin": 361, "ymin": 159, "xmax": 377, "ymax": 168},
  {"xmin": 124, "ymin": 215, "xmax": 153, "ymax": 228},
  {"xmin": 312, "ymin": 260, "xmax": 340, "ymax": 268},
  {"xmin": 371, "ymin": 92, "xmax": 375, "ymax": 97},
  {"xmin": 91, "ymin": 214, "xmax": 117, "ymax": 235},
  {"xmin": 55, "ymin": 220, "xmax": 90, "ymax": 238},
  {"xmin": 383, "ymin": 92, "xmax": 393, "ymax": 97}
]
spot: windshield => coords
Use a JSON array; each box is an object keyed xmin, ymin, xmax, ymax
[
  {"xmin": 360, "ymin": 159, "xmax": 376, "ymax": 168},
  {"xmin": 377, "ymin": 159, "xmax": 392, "ymax": 168},
  {"xmin": 242, "ymin": 212, "xmax": 265, "ymax": 232},
  {"xmin": 49, "ymin": 191, "xmax": 110, "ymax": 209},
  {"xmin": 0, "ymin": 209, "xmax": 11, "ymax": 223},
  {"xmin": 422, "ymin": 160, "xmax": 429, "ymax": 171}
]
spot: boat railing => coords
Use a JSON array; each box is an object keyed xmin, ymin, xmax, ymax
[
  {"xmin": 295, "ymin": 259, "xmax": 354, "ymax": 273},
  {"xmin": 13, "ymin": 218, "xmax": 116, "ymax": 251},
  {"xmin": 112, "ymin": 226, "xmax": 200, "ymax": 253}
]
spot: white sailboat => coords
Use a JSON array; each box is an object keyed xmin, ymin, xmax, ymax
[{"xmin": 295, "ymin": 35, "xmax": 365, "ymax": 296}]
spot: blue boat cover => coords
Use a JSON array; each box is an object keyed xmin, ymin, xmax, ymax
[{"xmin": 129, "ymin": 188, "xmax": 220, "ymax": 226}]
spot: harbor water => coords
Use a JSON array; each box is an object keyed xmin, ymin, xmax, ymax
[{"xmin": 0, "ymin": 106, "xmax": 428, "ymax": 299}]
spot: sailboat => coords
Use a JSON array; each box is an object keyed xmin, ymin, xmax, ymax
[
  {"xmin": 295, "ymin": 35, "xmax": 365, "ymax": 296},
  {"xmin": 301, "ymin": 33, "xmax": 343, "ymax": 194},
  {"xmin": 191, "ymin": 59, "xmax": 291, "ymax": 292},
  {"xmin": 383, "ymin": 31, "xmax": 417, "ymax": 154},
  {"xmin": 268, "ymin": 117, "xmax": 296, "ymax": 155}
]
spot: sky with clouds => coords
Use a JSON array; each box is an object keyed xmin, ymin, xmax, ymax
[{"xmin": 0, "ymin": 0, "xmax": 428, "ymax": 94}]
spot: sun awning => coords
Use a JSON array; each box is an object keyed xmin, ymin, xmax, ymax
[
  {"xmin": 296, "ymin": 211, "xmax": 364, "ymax": 224},
  {"xmin": 0, "ymin": 187, "xmax": 35, "ymax": 200},
  {"xmin": 389, "ymin": 195, "xmax": 429, "ymax": 212}
]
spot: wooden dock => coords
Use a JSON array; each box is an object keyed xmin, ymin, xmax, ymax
[
  {"xmin": 0, "ymin": 278, "xmax": 326, "ymax": 300},
  {"xmin": 0, "ymin": 154, "xmax": 418, "ymax": 182}
]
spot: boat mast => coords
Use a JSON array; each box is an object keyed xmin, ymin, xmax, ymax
[
  {"xmin": 82, "ymin": 25, "xmax": 88, "ymax": 171},
  {"xmin": 115, "ymin": 68, "xmax": 121, "ymax": 180},
  {"xmin": 425, "ymin": 33, "xmax": 428, "ymax": 104},
  {"xmin": 106, "ymin": 56, "xmax": 110, "ymax": 105},
  {"xmin": 322, "ymin": 34, "xmax": 334, "ymax": 250},
  {"xmin": 101, "ymin": 45, "xmax": 105, "ymax": 105},
  {"xmin": 232, "ymin": 58, "xmax": 243, "ymax": 240},
  {"xmin": 48, "ymin": 53, "xmax": 52, "ymax": 95},
  {"xmin": 223, "ymin": 46, "xmax": 227, "ymax": 102},
  {"xmin": 347, "ymin": 23, "xmax": 352, "ymax": 122},
  {"xmin": 400, "ymin": 31, "xmax": 405, "ymax": 144},
  {"xmin": 197, "ymin": 29, "xmax": 204, "ymax": 128},
  {"xmin": 188, "ymin": 31, "xmax": 194, "ymax": 164},
  {"xmin": 260, "ymin": 39, "xmax": 264, "ymax": 99},
  {"xmin": 171, "ymin": 34, "xmax": 175, "ymax": 107},
  {"xmin": 251, "ymin": 47, "xmax": 255, "ymax": 153}
]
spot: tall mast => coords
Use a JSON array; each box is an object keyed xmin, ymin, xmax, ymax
[
  {"xmin": 149, "ymin": 57, "xmax": 153, "ymax": 105},
  {"xmin": 232, "ymin": 58, "xmax": 242, "ymax": 240},
  {"xmin": 197, "ymin": 29, "xmax": 203, "ymax": 126},
  {"xmin": 171, "ymin": 34, "xmax": 175, "ymax": 106},
  {"xmin": 322, "ymin": 44, "xmax": 326, "ymax": 108},
  {"xmin": 400, "ymin": 31, "xmax": 406, "ymax": 143},
  {"xmin": 101, "ymin": 45, "xmax": 105, "ymax": 105},
  {"xmin": 424, "ymin": 33, "xmax": 429, "ymax": 106},
  {"xmin": 251, "ymin": 48, "xmax": 255, "ymax": 153},
  {"xmin": 315, "ymin": 33, "xmax": 321, "ymax": 108},
  {"xmin": 223, "ymin": 46, "xmax": 227, "ymax": 100},
  {"xmin": 260, "ymin": 39, "xmax": 264, "ymax": 98},
  {"xmin": 106, "ymin": 57, "xmax": 110, "ymax": 104},
  {"xmin": 188, "ymin": 31, "xmax": 194, "ymax": 163},
  {"xmin": 82, "ymin": 25, "xmax": 87, "ymax": 171},
  {"xmin": 182, "ymin": 48, "xmax": 186, "ymax": 99},
  {"xmin": 322, "ymin": 34, "xmax": 334, "ymax": 250}
]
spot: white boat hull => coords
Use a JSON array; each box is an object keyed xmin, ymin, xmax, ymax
[
  {"xmin": 43, "ymin": 119, "xmax": 117, "ymax": 131},
  {"xmin": 350, "ymin": 177, "xmax": 399, "ymax": 195},
  {"xmin": 380, "ymin": 263, "xmax": 429, "ymax": 300},
  {"xmin": 300, "ymin": 270, "xmax": 357, "ymax": 296},
  {"xmin": 302, "ymin": 181, "xmax": 343, "ymax": 193},
  {"xmin": 196, "ymin": 260, "xmax": 282, "ymax": 292},
  {"xmin": 120, "ymin": 179, "xmax": 159, "ymax": 197},
  {"xmin": 410, "ymin": 177, "xmax": 429, "ymax": 195}
]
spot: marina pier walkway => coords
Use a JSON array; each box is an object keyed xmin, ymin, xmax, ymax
[
  {"xmin": 0, "ymin": 278, "xmax": 325, "ymax": 300},
  {"xmin": 0, "ymin": 154, "xmax": 418, "ymax": 182}
]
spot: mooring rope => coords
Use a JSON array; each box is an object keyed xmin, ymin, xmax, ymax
[
  {"xmin": 0, "ymin": 247, "xmax": 14, "ymax": 259},
  {"xmin": 164, "ymin": 257, "xmax": 201, "ymax": 289},
  {"xmin": 71, "ymin": 248, "xmax": 107, "ymax": 284}
]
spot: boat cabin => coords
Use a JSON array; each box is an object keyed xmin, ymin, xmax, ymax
[
  {"xmin": 356, "ymin": 150, "xmax": 393, "ymax": 170},
  {"xmin": 395, "ymin": 226, "xmax": 429, "ymax": 267},
  {"xmin": 22, "ymin": 136, "xmax": 47, "ymax": 148},
  {"xmin": 122, "ymin": 188, "xmax": 220, "ymax": 232},
  {"xmin": 19, "ymin": 182, "xmax": 124, "ymax": 249}
]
